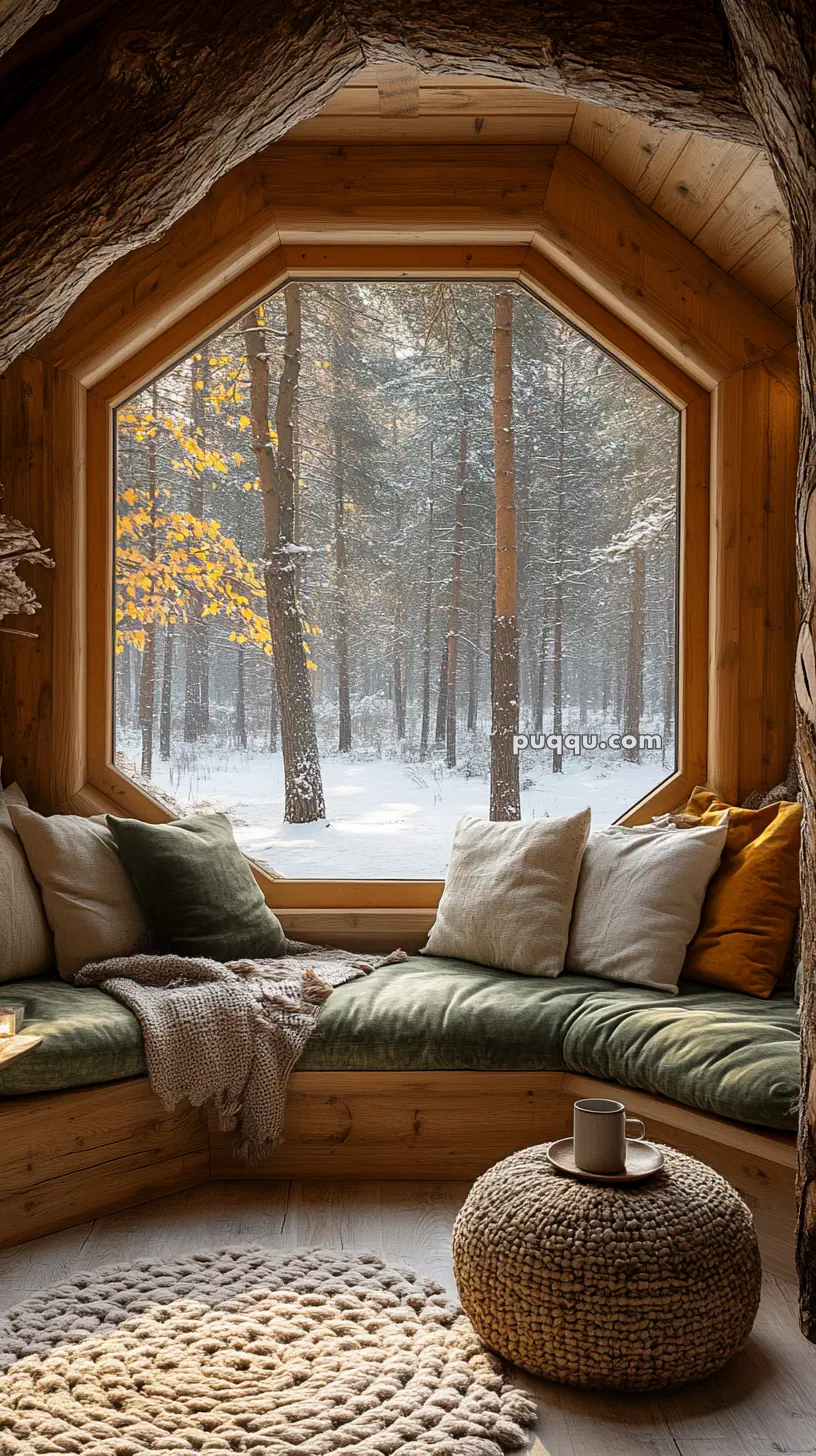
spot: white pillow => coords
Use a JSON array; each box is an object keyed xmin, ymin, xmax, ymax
[
  {"xmin": 565, "ymin": 820, "xmax": 728, "ymax": 994},
  {"xmin": 0, "ymin": 784, "xmax": 55, "ymax": 981},
  {"xmin": 422, "ymin": 809, "xmax": 592, "ymax": 978},
  {"xmin": 9, "ymin": 806, "xmax": 153, "ymax": 982}
]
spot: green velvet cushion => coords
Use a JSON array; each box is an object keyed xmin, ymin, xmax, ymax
[
  {"xmin": 0, "ymin": 977, "xmax": 145, "ymax": 1095},
  {"xmin": 299, "ymin": 955, "xmax": 800, "ymax": 1131},
  {"xmin": 0, "ymin": 957, "xmax": 799, "ymax": 1133},
  {"xmin": 106, "ymin": 812, "xmax": 286, "ymax": 961}
]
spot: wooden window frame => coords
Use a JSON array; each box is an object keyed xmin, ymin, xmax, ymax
[{"xmin": 84, "ymin": 241, "xmax": 707, "ymax": 917}]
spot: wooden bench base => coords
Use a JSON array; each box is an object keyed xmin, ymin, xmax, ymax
[{"xmin": 0, "ymin": 1071, "xmax": 797, "ymax": 1280}]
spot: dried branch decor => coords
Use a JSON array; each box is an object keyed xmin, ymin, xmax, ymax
[{"xmin": 0, "ymin": 493, "xmax": 53, "ymax": 636}]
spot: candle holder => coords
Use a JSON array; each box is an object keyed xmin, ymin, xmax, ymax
[{"xmin": 0, "ymin": 1005, "xmax": 24, "ymax": 1037}]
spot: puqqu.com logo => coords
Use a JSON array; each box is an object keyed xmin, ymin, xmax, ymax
[{"xmin": 513, "ymin": 732, "xmax": 663, "ymax": 756}]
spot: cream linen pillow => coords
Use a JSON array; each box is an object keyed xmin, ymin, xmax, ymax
[
  {"xmin": 9, "ymin": 806, "xmax": 153, "ymax": 982},
  {"xmin": 421, "ymin": 809, "xmax": 591, "ymax": 978},
  {"xmin": 565, "ymin": 820, "xmax": 728, "ymax": 994},
  {"xmin": 0, "ymin": 784, "xmax": 55, "ymax": 981}
]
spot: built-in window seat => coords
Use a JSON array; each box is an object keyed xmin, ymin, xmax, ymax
[{"xmin": 0, "ymin": 956, "xmax": 799, "ymax": 1133}]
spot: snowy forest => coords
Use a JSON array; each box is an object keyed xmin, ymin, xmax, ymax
[{"xmin": 114, "ymin": 281, "xmax": 680, "ymax": 879}]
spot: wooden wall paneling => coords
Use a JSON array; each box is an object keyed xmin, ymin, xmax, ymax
[
  {"xmin": 760, "ymin": 352, "xmax": 798, "ymax": 787},
  {"xmin": 288, "ymin": 116, "xmax": 571, "ymax": 144},
  {"xmin": 679, "ymin": 393, "xmax": 711, "ymax": 790},
  {"xmin": 0, "ymin": 357, "xmax": 85, "ymax": 810},
  {"xmin": 93, "ymin": 249, "xmax": 290, "ymax": 407},
  {"xmin": 619, "ymin": 393, "xmax": 710, "ymax": 825},
  {"xmin": 320, "ymin": 83, "xmax": 577, "ymax": 119},
  {"xmin": 708, "ymin": 352, "xmax": 798, "ymax": 802},
  {"xmin": 535, "ymin": 146, "xmax": 793, "ymax": 388},
  {"xmin": 567, "ymin": 104, "xmax": 632, "ymax": 164},
  {"xmin": 263, "ymin": 143, "xmax": 556, "ymax": 246},
  {"xmin": 693, "ymin": 154, "xmax": 787, "ymax": 274},
  {"xmin": 648, "ymin": 133, "xmax": 754, "ymax": 240},
  {"xmin": 0, "ymin": 1078, "xmax": 209, "ymax": 1249},
  {"xmin": 775, "ymin": 288, "xmax": 797, "ymax": 326},
  {"xmin": 592, "ymin": 116, "xmax": 673, "ymax": 195},
  {"xmin": 51, "ymin": 368, "xmax": 86, "ymax": 809},
  {"xmin": 282, "ymin": 242, "xmax": 528, "ymax": 281},
  {"xmin": 729, "ymin": 217, "xmax": 795, "ymax": 312},
  {"xmin": 519, "ymin": 247, "xmax": 703, "ymax": 408},
  {"xmin": 709, "ymin": 369, "xmax": 746, "ymax": 803},
  {"xmin": 633, "ymin": 131, "xmax": 693, "ymax": 206},
  {"xmin": 276, "ymin": 907, "xmax": 436, "ymax": 953},
  {"xmin": 86, "ymin": 389, "xmax": 113, "ymax": 791}
]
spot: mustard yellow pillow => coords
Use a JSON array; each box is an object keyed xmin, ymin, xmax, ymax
[{"xmin": 680, "ymin": 787, "xmax": 801, "ymax": 997}]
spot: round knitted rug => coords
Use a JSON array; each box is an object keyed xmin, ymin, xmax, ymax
[{"xmin": 0, "ymin": 1246, "xmax": 537, "ymax": 1454}]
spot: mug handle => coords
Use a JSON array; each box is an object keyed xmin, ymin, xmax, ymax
[{"xmin": 625, "ymin": 1117, "xmax": 646, "ymax": 1141}]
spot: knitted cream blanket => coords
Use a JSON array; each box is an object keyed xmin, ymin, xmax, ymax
[{"xmin": 76, "ymin": 941, "xmax": 407, "ymax": 1162}]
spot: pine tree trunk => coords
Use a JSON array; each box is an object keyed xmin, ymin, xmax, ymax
[
  {"xmin": 159, "ymin": 621, "xmax": 174, "ymax": 760},
  {"xmin": 184, "ymin": 355, "xmax": 210, "ymax": 741},
  {"xmin": 624, "ymin": 441, "xmax": 647, "ymax": 763},
  {"xmin": 663, "ymin": 590, "xmax": 674, "ymax": 766},
  {"xmin": 624, "ymin": 549, "xmax": 646, "ymax": 762},
  {"xmin": 139, "ymin": 382, "xmax": 159, "ymax": 780},
  {"xmin": 445, "ymin": 427, "xmax": 466, "ymax": 768},
  {"xmin": 552, "ymin": 339, "xmax": 567, "ymax": 776},
  {"xmin": 334, "ymin": 426, "xmax": 352, "ymax": 753},
  {"xmin": 534, "ymin": 623, "xmax": 547, "ymax": 735},
  {"xmin": 420, "ymin": 498, "xmax": 434, "ymax": 760},
  {"xmin": 243, "ymin": 286, "xmax": 325, "ymax": 823},
  {"xmin": 268, "ymin": 665, "xmax": 278, "ymax": 753},
  {"xmin": 468, "ymin": 556, "xmax": 482, "ymax": 733},
  {"xmin": 119, "ymin": 645, "xmax": 132, "ymax": 727},
  {"xmin": 393, "ymin": 590, "xmax": 406, "ymax": 741},
  {"xmin": 332, "ymin": 375, "xmax": 351, "ymax": 757},
  {"xmin": 490, "ymin": 291, "xmax": 520, "ymax": 821},
  {"xmin": 235, "ymin": 642, "xmax": 247, "ymax": 748},
  {"xmin": 435, "ymin": 649, "xmax": 448, "ymax": 746}
]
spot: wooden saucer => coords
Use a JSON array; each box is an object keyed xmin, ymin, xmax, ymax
[{"xmin": 546, "ymin": 1138, "xmax": 664, "ymax": 1184}]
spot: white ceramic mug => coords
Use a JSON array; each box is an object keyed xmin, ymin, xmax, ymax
[{"xmin": 573, "ymin": 1098, "xmax": 646, "ymax": 1174}]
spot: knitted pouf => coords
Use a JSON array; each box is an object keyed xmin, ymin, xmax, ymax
[{"xmin": 452, "ymin": 1143, "xmax": 761, "ymax": 1392}]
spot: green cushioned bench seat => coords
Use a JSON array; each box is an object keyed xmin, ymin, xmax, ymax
[
  {"xmin": 0, "ymin": 978, "xmax": 146, "ymax": 1095},
  {"xmin": 0, "ymin": 957, "xmax": 800, "ymax": 1132}
]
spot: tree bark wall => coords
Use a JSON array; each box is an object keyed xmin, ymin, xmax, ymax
[
  {"xmin": 0, "ymin": 0, "xmax": 760, "ymax": 375},
  {"xmin": 718, "ymin": 0, "xmax": 816, "ymax": 1337}
]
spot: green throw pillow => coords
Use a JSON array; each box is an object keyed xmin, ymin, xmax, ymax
[{"xmin": 107, "ymin": 812, "xmax": 287, "ymax": 961}]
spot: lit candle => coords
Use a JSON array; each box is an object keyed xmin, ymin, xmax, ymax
[{"xmin": 0, "ymin": 1005, "xmax": 23, "ymax": 1037}]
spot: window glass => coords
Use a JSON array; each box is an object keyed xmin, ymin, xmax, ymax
[{"xmin": 114, "ymin": 281, "xmax": 680, "ymax": 878}]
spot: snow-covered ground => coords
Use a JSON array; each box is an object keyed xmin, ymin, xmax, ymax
[{"xmin": 119, "ymin": 735, "xmax": 671, "ymax": 878}]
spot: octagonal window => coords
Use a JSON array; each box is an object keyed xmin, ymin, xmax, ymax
[{"xmin": 113, "ymin": 280, "xmax": 680, "ymax": 878}]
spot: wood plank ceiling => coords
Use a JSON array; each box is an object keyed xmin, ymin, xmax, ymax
[{"xmin": 287, "ymin": 65, "xmax": 794, "ymax": 326}]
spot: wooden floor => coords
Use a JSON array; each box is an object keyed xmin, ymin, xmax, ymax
[{"xmin": 0, "ymin": 1180, "xmax": 814, "ymax": 1455}]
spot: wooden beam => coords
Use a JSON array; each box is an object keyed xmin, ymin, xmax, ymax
[
  {"xmin": 534, "ymin": 145, "xmax": 793, "ymax": 387},
  {"xmin": 263, "ymin": 142, "xmax": 556, "ymax": 244}
]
